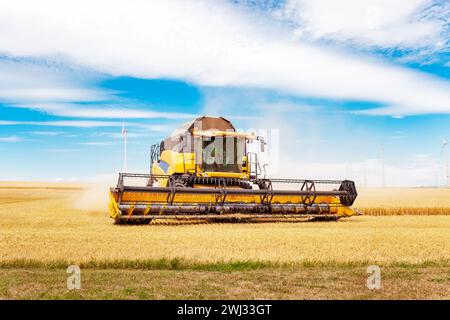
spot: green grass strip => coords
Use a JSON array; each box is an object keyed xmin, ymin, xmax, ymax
[{"xmin": 0, "ymin": 258, "xmax": 448, "ymax": 271}]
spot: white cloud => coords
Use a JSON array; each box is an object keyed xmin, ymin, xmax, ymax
[
  {"xmin": 391, "ymin": 134, "xmax": 408, "ymax": 140},
  {"xmin": 0, "ymin": 59, "xmax": 194, "ymax": 120},
  {"xmin": 0, "ymin": 135, "xmax": 28, "ymax": 142},
  {"xmin": 11, "ymin": 102, "xmax": 194, "ymax": 119},
  {"xmin": 78, "ymin": 142, "xmax": 114, "ymax": 146},
  {"xmin": 28, "ymin": 131, "xmax": 64, "ymax": 136},
  {"xmin": 93, "ymin": 132, "xmax": 154, "ymax": 139},
  {"xmin": 0, "ymin": 0, "xmax": 448, "ymax": 116},
  {"xmin": 272, "ymin": 156, "xmax": 444, "ymax": 187},
  {"xmin": 0, "ymin": 59, "xmax": 108, "ymax": 103},
  {"xmin": 0, "ymin": 120, "xmax": 130, "ymax": 128},
  {"xmin": 46, "ymin": 148, "xmax": 81, "ymax": 153},
  {"xmin": 275, "ymin": 0, "xmax": 448, "ymax": 50},
  {"xmin": 0, "ymin": 120, "xmax": 173, "ymax": 132}
]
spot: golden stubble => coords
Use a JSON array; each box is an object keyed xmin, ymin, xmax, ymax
[{"xmin": 0, "ymin": 184, "xmax": 449, "ymax": 265}]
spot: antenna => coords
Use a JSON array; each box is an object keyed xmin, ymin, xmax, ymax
[
  {"xmin": 122, "ymin": 123, "xmax": 128, "ymax": 172},
  {"xmin": 442, "ymin": 138, "xmax": 449, "ymax": 187}
]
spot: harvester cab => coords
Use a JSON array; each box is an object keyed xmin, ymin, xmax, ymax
[
  {"xmin": 109, "ymin": 116, "xmax": 358, "ymax": 224},
  {"xmin": 149, "ymin": 116, "xmax": 266, "ymax": 186}
]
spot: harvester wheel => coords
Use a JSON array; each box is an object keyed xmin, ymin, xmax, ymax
[{"xmin": 338, "ymin": 180, "xmax": 357, "ymax": 206}]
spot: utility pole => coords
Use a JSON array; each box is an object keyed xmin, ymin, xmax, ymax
[{"xmin": 122, "ymin": 124, "xmax": 128, "ymax": 172}]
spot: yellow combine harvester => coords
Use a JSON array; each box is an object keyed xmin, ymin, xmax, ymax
[{"xmin": 109, "ymin": 116, "xmax": 357, "ymax": 224}]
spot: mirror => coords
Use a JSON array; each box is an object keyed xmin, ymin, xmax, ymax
[{"xmin": 257, "ymin": 136, "xmax": 266, "ymax": 152}]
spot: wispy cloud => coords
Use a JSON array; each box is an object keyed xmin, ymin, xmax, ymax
[
  {"xmin": 28, "ymin": 131, "xmax": 65, "ymax": 136},
  {"xmin": 274, "ymin": 0, "xmax": 448, "ymax": 51},
  {"xmin": 0, "ymin": 58, "xmax": 194, "ymax": 121},
  {"xmin": 0, "ymin": 120, "xmax": 130, "ymax": 128},
  {"xmin": 290, "ymin": 137, "xmax": 327, "ymax": 144},
  {"xmin": 0, "ymin": 135, "xmax": 29, "ymax": 142},
  {"xmin": 12, "ymin": 102, "xmax": 194, "ymax": 119},
  {"xmin": 0, "ymin": 59, "xmax": 108, "ymax": 104},
  {"xmin": 46, "ymin": 148, "xmax": 81, "ymax": 153},
  {"xmin": 275, "ymin": 156, "xmax": 444, "ymax": 187},
  {"xmin": 0, "ymin": 120, "xmax": 174, "ymax": 133},
  {"xmin": 391, "ymin": 134, "xmax": 408, "ymax": 140},
  {"xmin": 92, "ymin": 132, "xmax": 154, "ymax": 139},
  {"xmin": 0, "ymin": 0, "xmax": 448, "ymax": 116},
  {"xmin": 78, "ymin": 141, "xmax": 114, "ymax": 146}
]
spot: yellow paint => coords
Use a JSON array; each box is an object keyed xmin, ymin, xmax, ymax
[
  {"xmin": 193, "ymin": 130, "xmax": 256, "ymax": 140},
  {"xmin": 132, "ymin": 126, "xmax": 357, "ymax": 219},
  {"xmin": 108, "ymin": 189, "xmax": 356, "ymax": 217},
  {"xmin": 202, "ymin": 172, "xmax": 248, "ymax": 178},
  {"xmin": 151, "ymin": 149, "xmax": 251, "ymax": 187},
  {"xmin": 127, "ymin": 204, "xmax": 135, "ymax": 216},
  {"xmin": 143, "ymin": 205, "xmax": 151, "ymax": 216},
  {"xmin": 108, "ymin": 190, "xmax": 121, "ymax": 218}
]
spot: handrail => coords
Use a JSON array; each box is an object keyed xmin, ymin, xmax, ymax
[{"xmin": 117, "ymin": 172, "xmax": 352, "ymax": 185}]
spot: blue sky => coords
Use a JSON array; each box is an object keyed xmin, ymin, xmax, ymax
[{"xmin": 0, "ymin": 0, "xmax": 449, "ymax": 186}]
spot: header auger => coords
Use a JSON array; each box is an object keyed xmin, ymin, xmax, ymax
[{"xmin": 109, "ymin": 116, "xmax": 358, "ymax": 224}]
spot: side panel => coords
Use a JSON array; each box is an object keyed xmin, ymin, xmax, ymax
[
  {"xmin": 159, "ymin": 150, "xmax": 196, "ymax": 174},
  {"xmin": 151, "ymin": 163, "xmax": 168, "ymax": 186},
  {"xmin": 108, "ymin": 190, "xmax": 120, "ymax": 219}
]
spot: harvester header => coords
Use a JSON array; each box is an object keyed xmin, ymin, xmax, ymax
[{"xmin": 109, "ymin": 116, "xmax": 358, "ymax": 224}]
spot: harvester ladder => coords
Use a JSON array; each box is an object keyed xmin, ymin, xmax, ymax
[{"xmin": 248, "ymin": 152, "xmax": 259, "ymax": 179}]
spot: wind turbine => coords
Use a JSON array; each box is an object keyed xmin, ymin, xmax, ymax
[
  {"xmin": 122, "ymin": 123, "xmax": 128, "ymax": 172},
  {"xmin": 442, "ymin": 138, "xmax": 449, "ymax": 187}
]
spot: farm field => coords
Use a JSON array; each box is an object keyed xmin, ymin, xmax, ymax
[
  {"xmin": 0, "ymin": 182, "xmax": 449, "ymax": 299},
  {"xmin": 355, "ymin": 187, "xmax": 450, "ymax": 215}
]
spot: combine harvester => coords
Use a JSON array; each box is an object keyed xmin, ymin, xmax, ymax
[{"xmin": 109, "ymin": 116, "xmax": 357, "ymax": 224}]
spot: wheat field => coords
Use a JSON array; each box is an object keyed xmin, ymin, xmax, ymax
[
  {"xmin": 0, "ymin": 182, "xmax": 449, "ymax": 267},
  {"xmin": 355, "ymin": 187, "xmax": 450, "ymax": 216}
]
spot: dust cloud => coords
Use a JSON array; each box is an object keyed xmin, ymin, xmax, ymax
[{"xmin": 73, "ymin": 174, "xmax": 117, "ymax": 212}]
